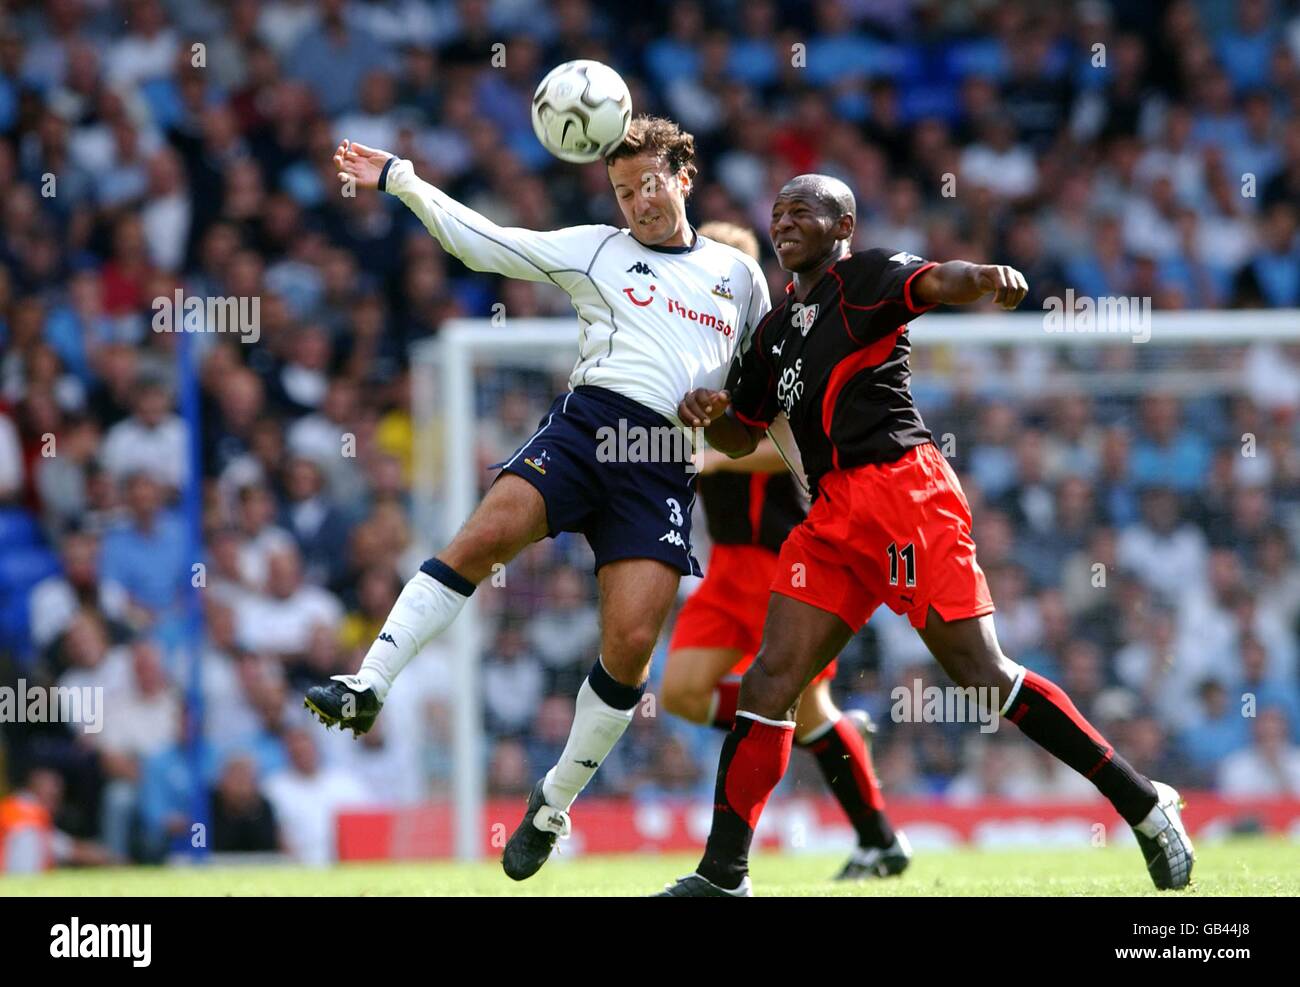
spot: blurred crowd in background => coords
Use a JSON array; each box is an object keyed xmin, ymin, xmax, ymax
[{"xmin": 2, "ymin": 0, "xmax": 1300, "ymax": 868}]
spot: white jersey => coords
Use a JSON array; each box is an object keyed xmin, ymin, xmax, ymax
[{"xmin": 383, "ymin": 159, "xmax": 771, "ymax": 424}]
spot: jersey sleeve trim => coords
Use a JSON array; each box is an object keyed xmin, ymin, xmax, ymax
[
  {"xmin": 734, "ymin": 408, "xmax": 772, "ymax": 429},
  {"xmin": 903, "ymin": 262, "xmax": 940, "ymax": 314}
]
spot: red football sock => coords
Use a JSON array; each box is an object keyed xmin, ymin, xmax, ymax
[
  {"xmin": 801, "ymin": 716, "xmax": 894, "ymax": 848},
  {"xmin": 697, "ymin": 712, "xmax": 793, "ymax": 889},
  {"xmin": 710, "ymin": 677, "xmax": 741, "ymax": 731}
]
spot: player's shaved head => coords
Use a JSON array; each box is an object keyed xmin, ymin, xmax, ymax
[
  {"xmin": 777, "ymin": 174, "xmax": 856, "ymax": 222},
  {"xmin": 771, "ymin": 174, "xmax": 856, "ymax": 274}
]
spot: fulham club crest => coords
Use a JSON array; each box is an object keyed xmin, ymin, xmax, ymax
[{"xmin": 791, "ymin": 302, "xmax": 819, "ymax": 336}]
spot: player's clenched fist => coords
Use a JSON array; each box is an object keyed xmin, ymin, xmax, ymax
[
  {"xmin": 679, "ymin": 388, "xmax": 730, "ymax": 428},
  {"xmin": 975, "ymin": 264, "xmax": 1029, "ymax": 310},
  {"xmin": 334, "ymin": 139, "xmax": 393, "ymax": 191}
]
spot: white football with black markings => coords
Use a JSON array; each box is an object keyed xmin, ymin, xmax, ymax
[{"xmin": 531, "ymin": 60, "xmax": 632, "ymax": 164}]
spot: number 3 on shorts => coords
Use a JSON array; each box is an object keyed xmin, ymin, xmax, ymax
[{"xmin": 666, "ymin": 498, "xmax": 684, "ymax": 527}]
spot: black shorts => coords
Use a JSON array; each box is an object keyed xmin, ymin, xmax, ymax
[{"xmin": 499, "ymin": 385, "xmax": 702, "ymax": 576}]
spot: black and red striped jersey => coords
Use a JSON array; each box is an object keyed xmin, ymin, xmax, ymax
[
  {"xmin": 729, "ymin": 248, "xmax": 936, "ymax": 494},
  {"xmin": 698, "ymin": 470, "xmax": 804, "ymax": 553}
]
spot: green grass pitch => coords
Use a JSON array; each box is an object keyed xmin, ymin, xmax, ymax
[{"xmin": 0, "ymin": 836, "xmax": 1295, "ymax": 896}]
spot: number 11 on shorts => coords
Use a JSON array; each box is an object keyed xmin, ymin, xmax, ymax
[{"xmin": 886, "ymin": 541, "xmax": 916, "ymax": 587}]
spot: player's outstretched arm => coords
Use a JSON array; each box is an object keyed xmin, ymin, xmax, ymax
[
  {"xmin": 679, "ymin": 388, "xmax": 762, "ymax": 458},
  {"xmin": 332, "ymin": 138, "xmax": 601, "ymax": 285},
  {"xmin": 912, "ymin": 261, "xmax": 1029, "ymax": 310},
  {"xmin": 698, "ymin": 437, "xmax": 786, "ymax": 475}
]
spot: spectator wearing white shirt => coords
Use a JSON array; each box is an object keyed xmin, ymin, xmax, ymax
[
  {"xmin": 1217, "ymin": 708, "xmax": 1300, "ymax": 797},
  {"xmin": 140, "ymin": 147, "xmax": 191, "ymax": 272},
  {"xmin": 29, "ymin": 529, "xmax": 130, "ymax": 651},
  {"xmin": 526, "ymin": 566, "xmax": 599, "ymax": 692},
  {"xmin": 1117, "ymin": 488, "xmax": 1208, "ymax": 604},
  {"xmin": 264, "ymin": 728, "xmax": 367, "ymax": 866},
  {"xmin": 234, "ymin": 482, "xmax": 296, "ymax": 592},
  {"xmin": 0, "ymin": 409, "xmax": 23, "ymax": 503},
  {"xmin": 57, "ymin": 611, "xmax": 133, "ymax": 700},
  {"xmin": 236, "ymin": 544, "xmax": 343, "ymax": 659},
  {"xmin": 104, "ymin": 0, "xmax": 180, "ymax": 87},
  {"xmin": 286, "ymin": 377, "xmax": 362, "ymax": 500},
  {"xmin": 1179, "ymin": 551, "xmax": 1296, "ymax": 689},
  {"xmin": 482, "ymin": 624, "xmax": 545, "ymax": 736},
  {"xmin": 958, "ymin": 116, "xmax": 1038, "ymax": 201},
  {"xmin": 100, "ymin": 377, "xmax": 189, "ymax": 491},
  {"xmin": 96, "ymin": 640, "xmax": 182, "ymax": 858}
]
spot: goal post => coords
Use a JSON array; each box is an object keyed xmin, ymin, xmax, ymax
[{"xmin": 411, "ymin": 308, "xmax": 1300, "ymax": 861}]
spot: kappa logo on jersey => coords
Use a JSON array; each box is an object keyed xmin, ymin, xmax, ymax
[
  {"xmin": 776, "ymin": 357, "xmax": 804, "ymax": 415},
  {"xmin": 889, "ymin": 251, "xmax": 923, "ymax": 265},
  {"xmin": 659, "ymin": 530, "xmax": 688, "ymax": 548},
  {"xmin": 791, "ymin": 302, "xmax": 819, "ymax": 336},
  {"xmin": 524, "ymin": 450, "xmax": 550, "ymax": 475},
  {"xmin": 626, "ymin": 261, "xmax": 657, "ymax": 277},
  {"xmin": 712, "ymin": 276, "xmax": 734, "ymax": 299}
]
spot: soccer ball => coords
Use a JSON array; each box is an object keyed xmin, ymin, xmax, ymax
[{"xmin": 531, "ymin": 60, "xmax": 632, "ymax": 164}]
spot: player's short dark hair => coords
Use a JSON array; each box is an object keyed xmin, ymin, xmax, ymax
[
  {"xmin": 605, "ymin": 115, "xmax": 698, "ymax": 189},
  {"xmin": 778, "ymin": 174, "xmax": 856, "ymax": 222}
]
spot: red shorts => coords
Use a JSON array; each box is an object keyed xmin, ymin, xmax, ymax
[
  {"xmin": 773, "ymin": 442, "xmax": 994, "ymax": 631},
  {"xmin": 670, "ymin": 544, "xmax": 837, "ymax": 683}
]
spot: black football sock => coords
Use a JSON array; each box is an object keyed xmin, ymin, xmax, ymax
[
  {"xmin": 799, "ymin": 717, "xmax": 895, "ymax": 849},
  {"xmin": 1005, "ymin": 669, "xmax": 1158, "ymax": 825}
]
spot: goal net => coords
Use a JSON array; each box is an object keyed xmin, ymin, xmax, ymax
[{"xmin": 412, "ymin": 310, "xmax": 1300, "ymax": 860}]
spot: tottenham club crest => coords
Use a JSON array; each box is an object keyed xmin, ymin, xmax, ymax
[
  {"xmin": 791, "ymin": 302, "xmax": 819, "ymax": 336},
  {"xmin": 524, "ymin": 449, "xmax": 550, "ymax": 475},
  {"xmin": 712, "ymin": 276, "xmax": 734, "ymax": 299}
]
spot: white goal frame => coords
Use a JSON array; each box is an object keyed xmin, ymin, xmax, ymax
[{"xmin": 412, "ymin": 308, "xmax": 1299, "ymax": 860}]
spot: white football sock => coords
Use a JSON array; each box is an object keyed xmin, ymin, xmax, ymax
[
  {"xmin": 357, "ymin": 570, "xmax": 469, "ymax": 702},
  {"xmin": 542, "ymin": 675, "xmax": 636, "ymax": 811}
]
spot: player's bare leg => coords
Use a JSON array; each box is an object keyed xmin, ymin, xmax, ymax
[
  {"xmin": 662, "ymin": 646, "xmax": 744, "ymax": 725},
  {"xmin": 659, "ymin": 594, "xmax": 851, "ymax": 895},
  {"xmin": 665, "ymin": 640, "xmax": 909, "ymax": 880},
  {"xmin": 304, "ymin": 475, "xmax": 548, "ymax": 735},
  {"xmin": 504, "ymin": 557, "xmax": 680, "ymax": 880},
  {"xmin": 916, "ymin": 608, "xmax": 1194, "ymax": 890}
]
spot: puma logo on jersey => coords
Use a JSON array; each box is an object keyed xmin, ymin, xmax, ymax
[
  {"xmin": 889, "ymin": 251, "xmax": 923, "ymax": 265},
  {"xmin": 659, "ymin": 530, "xmax": 687, "ymax": 548},
  {"xmin": 377, "ymin": 632, "xmax": 397, "ymax": 647},
  {"xmin": 626, "ymin": 261, "xmax": 657, "ymax": 276},
  {"xmin": 772, "ymin": 339, "xmax": 786, "ymax": 357},
  {"xmin": 791, "ymin": 302, "xmax": 819, "ymax": 335}
]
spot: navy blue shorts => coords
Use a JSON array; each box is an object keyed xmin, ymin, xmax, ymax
[{"xmin": 498, "ymin": 386, "xmax": 702, "ymax": 576}]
